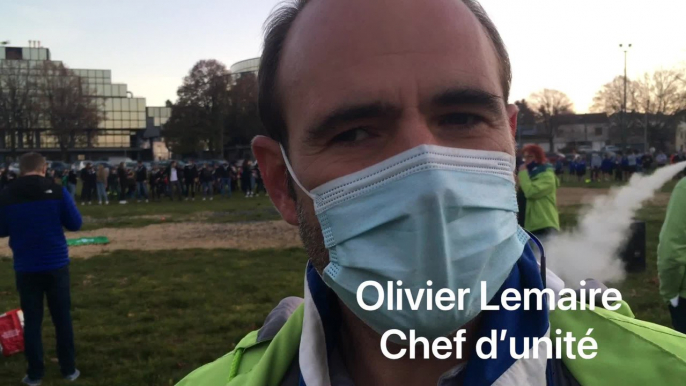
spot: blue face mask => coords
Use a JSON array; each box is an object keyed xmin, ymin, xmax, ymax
[{"xmin": 282, "ymin": 144, "xmax": 528, "ymax": 341}]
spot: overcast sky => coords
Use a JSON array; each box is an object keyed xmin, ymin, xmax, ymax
[{"xmin": 3, "ymin": 0, "xmax": 685, "ymax": 112}]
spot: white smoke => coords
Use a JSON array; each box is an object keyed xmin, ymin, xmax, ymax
[{"xmin": 546, "ymin": 161, "xmax": 686, "ymax": 287}]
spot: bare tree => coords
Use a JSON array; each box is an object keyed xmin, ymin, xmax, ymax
[
  {"xmin": 592, "ymin": 67, "xmax": 686, "ymax": 150},
  {"xmin": 37, "ymin": 61, "xmax": 100, "ymax": 161},
  {"xmin": 590, "ymin": 76, "xmax": 638, "ymax": 115},
  {"xmin": 529, "ymin": 89, "xmax": 574, "ymax": 150},
  {"xmin": 633, "ymin": 69, "xmax": 686, "ymax": 116},
  {"xmin": 0, "ymin": 60, "xmax": 41, "ymax": 157}
]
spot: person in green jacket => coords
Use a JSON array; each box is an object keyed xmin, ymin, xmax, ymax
[
  {"xmin": 658, "ymin": 177, "xmax": 686, "ymax": 333},
  {"xmin": 518, "ymin": 144, "xmax": 561, "ymax": 240}
]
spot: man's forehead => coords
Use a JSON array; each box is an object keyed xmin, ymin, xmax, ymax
[{"xmin": 277, "ymin": 0, "xmax": 500, "ymax": 96}]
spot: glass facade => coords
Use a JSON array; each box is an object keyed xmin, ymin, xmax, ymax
[
  {"xmin": 230, "ymin": 57, "xmax": 260, "ymax": 75},
  {"xmin": 146, "ymin": 106, "xmax": 171, "ymax": 127},
  {"xmin": 0, "ymin": 46, "xmax": 153, "ymax": 155}
]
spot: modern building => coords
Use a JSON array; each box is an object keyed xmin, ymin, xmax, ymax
[
  {"xmin": 0, "ymin": 45, "xmax": 169, "ymax": 162},
  {"xmin": 553, "ymin": 113, "xmax": 611, "ymax": 151},
  {"xmin": 144, "ymin": 106, "xmax": 172, "ymax": 160},
  {"xmin": 230, "ymin": 57, "xmax": 259, "ymax": 76},
  {"xmin": 517, "ymin": 114, "xmax": 611, "ymax": 152}
]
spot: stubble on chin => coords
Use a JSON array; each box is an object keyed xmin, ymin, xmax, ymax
[{"xmin": 296, "ymin": 199, "xmax": 330, "ymax": 274}]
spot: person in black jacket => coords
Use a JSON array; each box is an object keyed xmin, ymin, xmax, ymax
[
  {"xmin": 199, "ymin": 164, "xmax": 214, "ymax": 201},
  {"xmin": 150, "ymin": 166, "xmax": 164, "ymax": 202},
  {"xmin": 1, "ymin": 167, "xmax": 17, "ymax": 190},
  {"xmin": 183, "ymin": 160, "xmax": 198, "ymax": 201},
  {"xmin": 117, "ymin": 162, "xmax": 128, "ymax": 203},
  {"xmin": 135, "ymin": 161, "xmax": 149, "ymax": 203},
  {"xmin": 0, "ymin": 152, "xmax": 82, "ymax": 384},
  {"xmin": 79, "ymin": 163, "xmax": 96, "ymax": 205},
  {"xmin": 66, "ymin": 168, "xmax": 78, "ymax": 200},
  {"xmin": 107, "ymin": 167, "xmax": 119, "ymax": 200}
]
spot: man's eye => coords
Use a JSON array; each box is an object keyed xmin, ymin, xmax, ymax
[
  {"xmin": 331, "ymin": 128, "xmax": 371, "ymax": 143},
  {"xmin": 439, "ymin": 113, "xmax": 483, "ymax": 127}
]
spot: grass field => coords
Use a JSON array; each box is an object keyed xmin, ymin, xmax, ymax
[
  {"xmin": 76, "ymin": 195, "xmax": 280, "ymax": 231},
  {"xmin": 0, "ymin": 249, "xmax": 307, "ymax": 385},
  {"xmin": 0, "ymin": 177, "xmax": 680, "ymax": 385}
]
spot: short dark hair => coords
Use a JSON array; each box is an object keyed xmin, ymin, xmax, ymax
[
  {"xmin": 19, "ymin": 152, "xmax": 46, "ymax": 175},
  {"xmin": 258, "ymin": 0, "xmax": 512, "ymax": 148}
]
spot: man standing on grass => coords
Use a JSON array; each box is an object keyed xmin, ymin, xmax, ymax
[
  {"xmin": 135, "ymin": 160, "xmax": 149, "ymax": 203},
  {"xmin": 184, "ymin": 160, "xmax": 198, "ymax": 201},
  {"xmin": 0, "ymin": 152, "xmax": 81, "ymax": 385}
]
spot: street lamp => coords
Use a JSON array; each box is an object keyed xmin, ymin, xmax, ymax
[{"xmin": 619, "ymin": 43, "xmax": 632, "ymax": 149}]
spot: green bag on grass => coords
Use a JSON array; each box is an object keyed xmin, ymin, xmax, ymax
[{"xmin": 67, "ymin": 237, "xmax": 110, "ymax": 246}]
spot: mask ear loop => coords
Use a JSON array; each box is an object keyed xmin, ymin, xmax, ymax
[
  {"xmin": 524, "ymin": 230, "xmax": 547, "ymax": 288},
  {"xmin": 279, "ymin": 144, "xmax": 317, "ymax": 200}
]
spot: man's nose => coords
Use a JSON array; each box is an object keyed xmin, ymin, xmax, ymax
[{"xmin": 385, "ymin": 114, "xmax": 438, "ymax": 156}]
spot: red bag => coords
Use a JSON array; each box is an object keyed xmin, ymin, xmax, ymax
[{"xmin": 0, "ymin": 309, "xmax": 24, "ymax": 357}]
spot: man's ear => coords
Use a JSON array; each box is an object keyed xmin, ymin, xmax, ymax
[
  {"xmin": 506, "ymin": 104, "xmax": 518, "ymax": 139},
  {"xmin": 252, "ymin": 135, "xmax": 298, "ymax": 226}
]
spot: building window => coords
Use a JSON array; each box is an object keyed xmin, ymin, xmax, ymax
[
  {"xmin": 5, "ymin": 47, "xmax": 22, "ymax": 60},
  {"xmin": 595, "ymin": 127, "xmax": 603, "ymax": 136}
]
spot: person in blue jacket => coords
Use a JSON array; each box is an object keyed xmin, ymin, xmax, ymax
[
  {"xmin": 0, "ymin": 153, "xmax": 82, "ymax": 386},
  {"xmin": 601, "ymin": 153, "xmax": 614, "ymax": 181}
]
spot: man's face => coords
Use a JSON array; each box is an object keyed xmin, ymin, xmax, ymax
[{"xmin": 255, "ymin": 0, "xmax": 518, "ymax": 272}]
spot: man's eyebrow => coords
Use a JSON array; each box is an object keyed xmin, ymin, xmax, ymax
[
  {"xmin": 431, "ymin": 87, "xmax": 504, "ymax": 116},
  {"xmin": 305, "ymin": 102, "xmax": 401, "ymax": 143}
]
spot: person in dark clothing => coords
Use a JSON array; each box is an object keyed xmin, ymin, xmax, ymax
[
  {"xmin": 66, "ymin": 168, "xmax": 78, "ymax": 200},
  {"xmin": 199, "ymin": 165, "xmax": 214, "ymax": 201},
  {"xmin": 183, "ymin": 160, "xmax": 198, "ymax": 201},
  {"xmin": 601, "ymin": 154, "xmax": 613, "ymax": 182},
  {"xmin": 642, "ymin": 153, "xmax": 654, "ymax": 173},
  {"xmin": 117, "ymin": 162, "xmax": 128, "ymax": 203},
  {"xmin": 135, "ymin": 161, "xmax": 149, "ymax": 203},
  {"xmin": 165, "ymin": 161, "xmax": 183, "ymax": 201},
  {"xmin": 230, "ymin": 164, "xmax": 239, "ymax": 192},
  {"xmin": 1, "ymin": 167, "xmax": 18, "ymax": 189},
  {"xmin": 253, "ymin": 163, "xmax": 266, "ymax": 196},
  {"xmin": 107, "ymin": 167, "xmax": 119, "ymax": 200},
  {"xmin": 0, "ymin": 153, "xmax": 81, "ymax": 385},
  {"xmin": 241, "ymin": 160, "xmax": 254, "ymax": 198},
  {"xmin": 216, "ymin": 162, "xmax": 232, "ymax": 198},
  {"xmin": 150, "ymin": 166, "xmax": 164, "ymax": 201},
  {"xmin": 126, "ymin": 170, "xmax": 136, "ymax": 199},
  {"xmin": 614, "ymin": 152, "xmax": 624, "ymax": 181},
  {"xmin": 79, "ymin": 163, "xmax": 96, "ymax": 205}
]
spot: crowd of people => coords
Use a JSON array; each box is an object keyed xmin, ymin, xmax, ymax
[
  {"xmin": 0, "ymin": 159, "xmax": 267, "ymax": 205},
  {"xmin": 552, "ymin": 149, "xmax": 686, "ymax": 183}
]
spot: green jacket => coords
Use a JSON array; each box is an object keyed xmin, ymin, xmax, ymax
[
  {"xmin": 176, "ymin": 294, "xmax": 686, "ymax": 385},
  {"xmin": 519, "ymin": 165, "xmax": 560, "ymax": 232},
  {"xmin": 658, "ymin": 177, "xmax": 686, "ymax": 302}
]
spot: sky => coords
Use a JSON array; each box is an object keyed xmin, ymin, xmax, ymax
[{"xmin": 2, "ymin": 0, "xmax": 685, "ymax": 113}]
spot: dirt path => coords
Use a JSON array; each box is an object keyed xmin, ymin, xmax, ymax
[
  {"xmin": 0, "ymin": 221, "xmax": 302, "ymax": 259},
  {"xmin": 0, "ymin": 187, "xmax": 671, "ymax": 259}
]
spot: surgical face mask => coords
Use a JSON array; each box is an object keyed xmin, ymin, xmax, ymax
[{"xmin": 281, "ymin": 144, "xmax": 528, "ymax": 341}]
